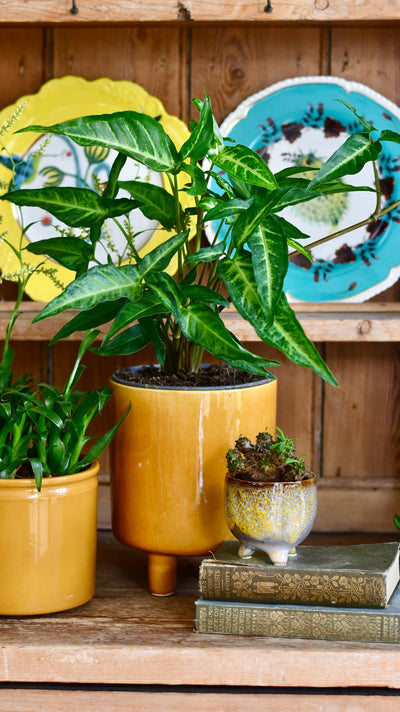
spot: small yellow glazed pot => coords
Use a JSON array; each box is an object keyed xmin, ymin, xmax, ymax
[
  {"xmin": 110, "ymin": 367, "xmax": 277, "ymax": 595},
  {"xmin": 0, "ymin": 460, "xmax": 99, "ymax": 615},
  {"xmin": 225, "ymin": 472, "xmax": 317, "ymax": 565}
]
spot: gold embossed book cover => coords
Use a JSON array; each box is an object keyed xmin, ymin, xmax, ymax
[
  {"xmin": 199, "ymin": 541, "xmax": 400, "ymax": 608},
  {"xmin": 194, "ymin": 581, "xmax": 400, "ymax": 643}
]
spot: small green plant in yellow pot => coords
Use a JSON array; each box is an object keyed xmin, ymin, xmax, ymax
[{"xmin": 0, "ymin": 115, "xmax": 126, "ymax": 614}]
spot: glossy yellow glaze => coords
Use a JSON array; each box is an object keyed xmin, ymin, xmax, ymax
[
  {"xmin": 225, "ymin": 474, "xmax": 317, "ymax": 565},
  {"xmin": 0, "ymin": 76, "xmax": 191, "ymax": 301},
  {"xmin": 110, "ymin": 374, "xmax": 277, "ymax": 593},
  {"xmin": 0, "ymin": 461, "xmax": 98, "ymax": 615}
]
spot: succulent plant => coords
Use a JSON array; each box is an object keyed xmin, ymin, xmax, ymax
[{"xmin": 226, "ymin": 427, "xmax": 307, "ymax": 483}]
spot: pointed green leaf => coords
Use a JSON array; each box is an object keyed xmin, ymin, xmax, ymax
[
  {"xmin": 1, "ymin": 187, "xmax": 136, "ymax": 227},
  {"xmin": 338, "ymin": 101, "xmax": 375, "ymax": 133},
  {"xmin": 33, "ymin": 263, "xmax": 141, "ymax": 321},
  {"xmin": 78, "ymin": 404, "xmax": 130, "ymax": 470},
  {"xmin": 138, "ymin": 230, "xmax": 189, "ymax": 279},
  {"xmin": 94, "ymin": 323, "xmax": 150, "ymax": 356},
  {"xmin": 309, "ymin": 133, "xmax": 382, "ymax": 189},
  {"xmin": 51, "ymin": 299, "xmax": 128, "ymax": 343},
  {"xmin": 119, "ymin": 180, "xmax": 178, "ymax": 229},
  {"xmin": 231, "ymin": 195, "xmax": 273, "ymax": 249},
  {"xmin": 218, "ymin": 252, "xmax": 337, "ymax": 385},
  {"xmin": 262, "ymin": 294, "xmax": 338, "ymax": 386},
  {"xmin": 139, "ymin": 317, "xmax": 166, "ymax": 365},
  {"xmin": 18, "ymin": 111, "xmax": 180, "ymax": 172},
  {"xmin": 30, "ymin": 459, "xmax": 44, "ymax": 492},
  {"xmin": 287, "ymin": 238, "xmax": 313, "ymax": 263},
  {"xmin": 380, "ymin": 129, "xmax": 400, "ymax": 145},
  {"xmin": 102, "ymin": 293, "xmax": 165, "ymax": 345},
  {"xmin": 213, "ymin": 145, "xmax": 278, "ymax": 190},
  {"xmin": 272, "ymin": 215, "xmax": 310, "ymax": 242},
  {"xmin": 247, "ymin": 217, "xmax": 288, "ymax": 322},
  {"xmin": 204, "ymin": 197, "xmax": 253, "ymax": 222},
  {"xmin": 185, "ymin": 243, "xmax": 225, "ymax": 264},
  {"xmin": 181, "ymin": 284, "xmax": 230, "ymax": 308},
  {"xmin": 180, "ymin": 95, "xmax": 214, "ymax": 162},
  {"xmin": 26, "ymin": 236, "xmax": 93, "ymax": 273}
]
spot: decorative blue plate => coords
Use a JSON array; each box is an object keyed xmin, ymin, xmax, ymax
[{"xmin": 207, "ymin": 77, "xmax": 400, "ymax": 302}]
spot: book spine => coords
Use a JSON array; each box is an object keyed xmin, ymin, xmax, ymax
[
  {"xmin": 194, "ymin": 601, "xmax": 400, "ymax": 643},
  {"xmin": 199, "ymin": 562, "xmax": 386, "ymax": 608}
]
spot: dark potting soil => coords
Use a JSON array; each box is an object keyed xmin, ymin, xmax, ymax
[{"xmin": 115, "ymin": 364, "xmax": 272, "ymax": 388}]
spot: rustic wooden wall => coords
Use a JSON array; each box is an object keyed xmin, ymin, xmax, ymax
[{"xmin": 0, "ymin": 20, "xmax": 399, "ymax": 531}]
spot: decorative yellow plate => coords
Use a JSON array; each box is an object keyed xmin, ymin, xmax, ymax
[{"xmin": 0, "ymin": 76, "xmax": 190, "ymax": 301}]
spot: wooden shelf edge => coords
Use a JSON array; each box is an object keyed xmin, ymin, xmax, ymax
[
  {"xmin": 2, "ymin": 302, "xmax": 399, "ymax": 342},
  {"xmin": 1, "ymin": 0, "xmax": 400, "ymax": 24}
]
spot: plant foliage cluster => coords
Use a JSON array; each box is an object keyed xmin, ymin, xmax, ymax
[{"xmin": 3, "ymin": 96, "xmax": 400, "ymax": 387}]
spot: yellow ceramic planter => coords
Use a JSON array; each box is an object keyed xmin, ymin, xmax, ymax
[
  {"xmin": 110, "ymin": 368, "xmax": 277, "ymax": 595},
  {"xmin": 0, "ymin": 460, "xmax": 99, "ymax": 615}
]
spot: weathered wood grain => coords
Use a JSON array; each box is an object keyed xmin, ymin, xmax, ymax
[
  {"xmin": 322, "ymin": 342, "xmax": 400, "ymax": 479},
  {"xmin": 0, "ymin": 532, "xmax": 399, "ymax": 690},
  {"xmin": 0, "ymin": 303, "xmax": 398, "ymax": 342},
  {"xmin": 190, "ymin": 25, "xmax": 324, "ymax": 124},
  {"xmin": 0, "ymin": 689, "xmax": 399, "ymax": 712},
  {"xmin": 52, "ymin": 25, "xmax": 188, "ymax": 121},
  {"xmin": 1, "ymin": 1, "xmax": 400, "ymax": 23}
]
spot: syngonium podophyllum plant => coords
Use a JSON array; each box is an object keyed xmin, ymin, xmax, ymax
[
  {"xmin": 0, "ymin": 112, "xmax": 127, "ymax": 489},
  {"xmin": 2, "ymin": 96, "xmax": 400, "ymax": 387}
]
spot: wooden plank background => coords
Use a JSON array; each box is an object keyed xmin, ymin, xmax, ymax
[{"xmin": 0, "ymin": 20, "xmax": 399, "ymax": 531}]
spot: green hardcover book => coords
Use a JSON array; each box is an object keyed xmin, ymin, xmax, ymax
[
  {"xmin": 199, "ymin": 541, "xmax": 400, "ymax": 608},
  {"xmin": 194, "ymin": 581, "xmax": 400, "ymax": 644}
]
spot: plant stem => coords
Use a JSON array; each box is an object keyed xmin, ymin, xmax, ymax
[{"xmin": 290, "ymin": 195, "xmax": 400, "ymax": 257}]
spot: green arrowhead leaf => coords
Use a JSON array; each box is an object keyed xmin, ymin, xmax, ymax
[
  {"xmin": 179, "ymin": 95, "xmax": 214, "ymax": 162},
  {"xmin": 51, "ymin": 299, "xmax": 128, "ymax": 343},
  {"xmin": 309, "ymin": 133, "xmax": 382, "ymax": 189},
  {"xmin": 94, "ymin": 323, "xmax": 150, "ymax": 356},
  {"xmin": 218, "ymin": 252, "xmax": 337, "ymax": 385},
  {"xmin": 33, "ymin": 263, "xmax": 141, "ymax": 321},
  {"xmin": 214, "ymin": 144, "xmax": 278, "ymax": 190},
  {"xmin": 119, "ymin": 180, "xmax": 178, "ymax": 229},
  {"xmin": 102, "ymin": 293, "xmax": 165, "ymax": 345},
  {"xmin": 181, "ymin": 284, "xmax": 230, "ymax": 308},
  {"xmin": 138, "ymin": 230, "xmax": 189, "ymax": 279},
  {"xmin": 247, "ymin": 217, "xmax": 288, "ymax": 323},
  {"xmin": 185, "ymin": 243, "xmax": 225, "ymax": 264},
  {"xmin": 26, "ymin": 236, "xmax": 94, "ymax": 274},
  {"xmin": 18, "ymin": 111, "xmax": 180, "ymax": 172},
  {"xmin": 261, "ymin": 294, "xmax": 338, "ymax": 386},
  {"xmin": 1, "ymin": 187, "xmax": 135, "ymax": 227},
  {"xmin": 204, "ymin": 197, "xmax": 253, "ymax": 222},
  {"xmin": 380, "ymin": 129, "xmax": 400, "ymax": 145}
]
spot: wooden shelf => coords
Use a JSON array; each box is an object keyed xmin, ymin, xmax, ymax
[
  {"xmin": 1, "ymin": 0, "xmax": 399, "ymax": 24},
  {"xmin": 3, "ymin": 302, "xmax": 399, "ymax": 343},
  {"xmin": 0, "ymin": 532, "xmax": 398, "ymax": 710}
]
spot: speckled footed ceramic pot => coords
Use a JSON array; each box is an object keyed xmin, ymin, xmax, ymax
[{"xmin": 225, "ymin": 473, "xmax": 317, "ymax": 565}]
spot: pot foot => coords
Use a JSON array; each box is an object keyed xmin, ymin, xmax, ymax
[
  {"xmin": 148, "ymin": 553, "xmax": 177, "ymax": 596},
  {"xmin": 238, "ymin": 544, "xmax": 255, "ymax": 559},
  {"xmin": 267, "ymin": 549, "xmax": 290, "ymax": 565}
]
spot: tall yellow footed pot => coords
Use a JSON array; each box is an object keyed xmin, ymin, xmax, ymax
[
  {"xmin": 0, "ymin": 460, "xmax": 98, "ymax": 615},
  {"xmin": 110, "ymin": 368, "xmax": 277, "ymax": 595}
]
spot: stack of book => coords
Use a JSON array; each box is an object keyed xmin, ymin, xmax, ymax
[{"xmin": 194, "ymin": 540, "xmax": 400, "ymax": 644}]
